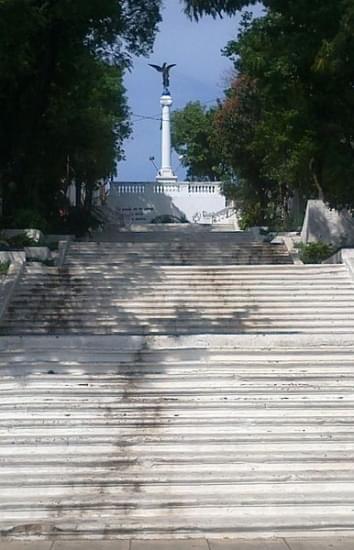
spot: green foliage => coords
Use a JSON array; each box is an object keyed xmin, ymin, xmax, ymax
[
  {"xmin": 171, "ymin": 102, "xmax": 224, "ymax": 181},
  {"xmin": 0, "ymin": 261, "xmax": 10, "ymax": 275},
  {"xmin": 6, "ymin": 234, "xmax": 38, "ymax": 249},
  {"xmin": 297, "ymin": 242, "xmax": 334, "ymax": 264},
  {"xmin": 183, "ymin": 0, "xmax": 354, "ymax": 219},
  {"xmin": 215, "ymin": 77, "xmax": 289, "ymax": 229},
  {"xmin": 0, "ymin": 0, "xmax": 161, "ymax": 226},
  {"xmin": 61, "ymin": 207, "xmax": 102, "ymax": 238},
  {"xmin": 9, "ymin": 209, "xmax": 49, "ymax": 233},
  {"xmin": 223, "ymin": 2, "xmax": 354, "ymax": 211},
  {"xmin": 183, "ymin": 0, "xmax": 253, "ymax": 19}
]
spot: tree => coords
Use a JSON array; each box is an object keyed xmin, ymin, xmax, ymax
[
  {"xmin": 171, "ymin": 102, "xmax": 224, "ymax": 181},
  {"xmin": 223, "ymin": 3, "xmax": 354, "ymax": 210},
  {"xmin": 214, "ymin": 75, "xmax": 288, "ymax": 228},
  {"xmin": 183, "ymin": 0, "xmax": 354, "ymax": 213},
  {"xmin": 0, "ymin": 0, "xmax": 162, "ymax": 227},
  {"xmin": 183, "ymin": 0, "xmax": 255, "ymax": 19}
]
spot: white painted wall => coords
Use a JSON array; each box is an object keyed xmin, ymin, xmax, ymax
[{"xmin": 108, "ymin": 181, "xmax": 238, "ymax": 226}]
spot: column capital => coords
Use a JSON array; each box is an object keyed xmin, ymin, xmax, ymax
[{"xmin": 160, "ymin": 94, "xmax": 173, "ymax": 107}]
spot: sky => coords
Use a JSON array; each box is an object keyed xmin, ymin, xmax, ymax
[{"xmin": 117, "ymin": 2, "xmax": 262, "ymax": 182}]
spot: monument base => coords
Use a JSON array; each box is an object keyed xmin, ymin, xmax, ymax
[{"xmin": 156, "ymin": 169, "xmax": 177, "ymax": 182}]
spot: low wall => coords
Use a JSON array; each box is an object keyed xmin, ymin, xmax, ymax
[
  {"xmin": 301, "ymin": 200, "xmax": 354, "ymax": 246},
  {"xmin": 108, "ymin": 181, "xmax": 238, "ymax": 226},
  {"xmin": 323, "ymin": 248, "xmax": 354, "ymax": 278}
]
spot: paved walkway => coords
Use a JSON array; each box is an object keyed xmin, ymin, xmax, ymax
[{"xmin": 1, "ymin": 538, "xmax": 354, "ymax": 549}]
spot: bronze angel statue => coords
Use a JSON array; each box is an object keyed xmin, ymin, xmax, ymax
[{"xmin": 149, "ymin": 62, "xmax": 176, "ymax": 93}]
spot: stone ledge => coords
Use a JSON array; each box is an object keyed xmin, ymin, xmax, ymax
[
  {"xmin": 0, "ymin": 332, "xmax": 354, "ymax": 354},
  {"xmin": 24, "ymin": 247, "xmax": 51, "ymax": 262},
  {"xmin": 0, "ymin": 538, "xmax": 354, "ymax": 550}
]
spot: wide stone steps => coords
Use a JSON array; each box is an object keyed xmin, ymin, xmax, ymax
[
  {"xmin": 14, "ymin": 263, "xmax": 347, "ymax": 274},
  {"xmin": 88, "ymin": 229, "xmax": 260, "ymax": 241},
  {"xmin": 14, "ymin": 268, "xmax": 346, "ymax": 273},
  {"xmin": 67, "ymin": 243, "xmax": 290, "ymax": 250},
  {"xmin": 2, "ymin": 483, "xmax": 354, "ymax": 507},
  {"xmin": 65, "ymin": 239, "xmax": 293, "ymax": 265},
  {"xmin": 3, "ymin": 507, "xmax": 354, "ymax": 537},
  {"xmin": 0, "ymin": 335, "xmax": 354, "ymax": 536},
  {"xmin": 1, "ymin": 230, "xmax": 354, "ymax": 537},
  {"xmin": 2, "ymin": 262, "xmax": 354, "ymax": 335},
  {"xmin": 6, "ymin": 321, "xmax": 354, "ymax": 335},
  {"xmin": 3, "ymin": 315, "xmax": 354, "ymax": 323},
  {"xmin": 68, "ymin": 247, "xmax": 285, "ymax": 254},
  {"xmin": 65, "ymin": 258, "xmax": 293, "ymax": 266},
  {"xmin": 3, "ymin": 324, "xmax": 354, "ymax": 335},
  {"xmin": 68, "ymin": 245, "xmax": 283, "ymax": 250},
  {"xmin": 1, "ymin": 462, "xmax": 354, "ymax": 485}
]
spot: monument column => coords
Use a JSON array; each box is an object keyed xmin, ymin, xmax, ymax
[
  {"xmin": 157, "ymin": 94, "xmax": 177, "ymax": 182},
  {"xmin": 149, "ymin": 61, "xmax": 178, "ymax": 182}
]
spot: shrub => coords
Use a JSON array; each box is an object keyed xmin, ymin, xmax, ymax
[
  {"xmin": 64, "ymin": 207, "xmax": 101, "ymax": 237},
  {"xmin": 11, "ymin": 208, "xmax": 48, "ymax": 232},
  {"xmin": 6, "ymin": 233, "xmax": 38, "ymax": 249},
  {"xmin": 298, "ymin": 242, "xmax": 334, "ymax": 264},
  {"xmin": 0, "ymin": 261, "xmax": 10, "ymax": 275}
]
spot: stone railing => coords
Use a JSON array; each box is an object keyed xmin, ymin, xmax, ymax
[
  {"xmin": 112, "ymin": 181, "xmax": 222, "ymax": 195},
  {"xmin": 187, "ymin": 183, "xmax": 220, "ymax": 194}
]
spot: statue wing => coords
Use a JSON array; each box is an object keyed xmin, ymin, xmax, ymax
[
  {"xmin": 149, "ymin": 64, "xmax": 163, "ymax": 72},
  {"xmin": 167, "ymin": 64, "xmax": 176, "ymax": 71}
]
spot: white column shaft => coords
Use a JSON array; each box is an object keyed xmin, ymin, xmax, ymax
[
  {"xmin": 156, "ymin": 95, "xmax": 177, "ymax": 181},
  {"xmin": 161, "ymin": 103, "xmax": 172, "ymax": 171}
]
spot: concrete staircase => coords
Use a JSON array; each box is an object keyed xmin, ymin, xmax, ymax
[
  {"xmin": 1, "ymin": 230, "xmax": 354, "ymax": 538},
  {"xmin": 69, "ymin": 238, "xmax": 292, "ymax": 263},
  {"xmin": 1, "ymin": 261, "xmax": 354, "ymax": 335},
  {"xmin": 1, "ymin": 334, "xmax": 354, "ymax": 537}
]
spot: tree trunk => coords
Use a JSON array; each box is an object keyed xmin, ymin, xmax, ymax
[
  {"xmin": 84, "ymin": 182, "xmax": 94, "ymax": 209},
  {"xmin": 75, "ymin": 181, "xmax": 82, "ymax": 208}
]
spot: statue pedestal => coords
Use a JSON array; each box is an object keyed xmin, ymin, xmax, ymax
[{"xmin": 156, "ymin": 170, "xmax": 177, "ymax": 182}]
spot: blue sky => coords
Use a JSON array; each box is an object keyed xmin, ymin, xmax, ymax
[{"xmin": 118, "ymin": 2, "xmax": 262, "ymax": 181}]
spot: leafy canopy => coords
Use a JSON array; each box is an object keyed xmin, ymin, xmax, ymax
[
  {"xmin": 181, "ymin": 0, "xmax": 354, "ymax": 224},
  {"xmin": 171, "ymin": 102, "xmax": 224, "ymax": 181},
  {"xmin": 0, "ymin": 0, "xmax": 162, "ymax": 227}
]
